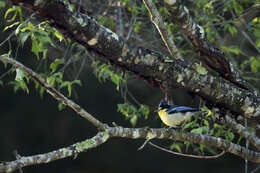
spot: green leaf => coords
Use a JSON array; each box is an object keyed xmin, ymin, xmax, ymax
[
  {"xmin": 0, "ymin": 80, "xmax": 3, "ymax": 86},
  {"xmin": 130, "ymin": 115, "xmax": 137, "ymax": 127},
  {"xmin": 203, "ymin": 120, "xmax": 209, "ymax": 127},
  {"xmin": 19, "ymin": 32, "xmax": 30, "ymax": 46},
  {"xmin": 221, "ymin": 46, "xmax": 242, "ymax": 55},
  {"xmin": 232, "ymin": 0, "xmax": 243, "ymax": 15},
  {"xmin": 54, "ymin": 30, "xmax": 64, "ymax": 41},
  {"xmin": 184, "ymin": 141, "xmax": 191, "ymax": 152},
  {"xmin": 183, "ymin": 121, "xmax": 198, "ymax": 130},
  {"xmin": 20, "ymin": 22, "xmax": 34, "ymax": 32},
  {"xmin": 71, "ymin": 80, "xmax": 81, "ymax": 86},
  {"xmin": 19, "ymin": 80, "xmax": 29, "ymax": 94},
  {"xmin": 250, "ymin": 57, "xmax": 260, "ymax": 73},
  {"xmin": 59, "ymin": 80, "xmax": 81, "ymax": 97},
  {"xmin": 3, "ymin": 21, "xmax": 20, "ymax": 31},
  {"xmin": 50, "ymin": 59, "xmax": 65, "ymax": 73},
  {"xmin": 139, "ymin": 104, "xmax": 150, "ymax": 119},
  {"xmin": 31, "ymin": 39, "xmax": 39, "ymax": 59},
  {"xmin": 47, "ymin": 72, "xmax": 63, "ymax": 87},
  {"xmin": 256, "ymin": 39, "xmax": 260, "ymax": 48},
  {"xmin": 225, "ymin": 131, "xmax": 235, "ymax": 141},
  {"xmin": 191, "ymin": 127, "xmax": 205, "ymax": 134},
  {"xmin": 110, "ymin": 74, "xmax": 121, "ymax": 90},
  {"xmin": 117, "ymin": 103, "xmax": 137, "ymax": 118},
  {"xmin": 58, "ymin": 102, "xmax": 66, "ymax": 111},
  {"xmin": 214, "ymin": 123, "xmax": 223, "ymax": 129},
  {"xmin": 67, "ymin": 83, "xmax": 72, "ymax": 97},
  {"xmin": 134, "ymin": 21, "xmax": 142, "ymax": 33},
  {"xmin": 4, "ymin": 6, "xmax": 23, "ymax": 22},
  {"xmin": 200, "ymin": 144, "xmax": 205, "ymax": 154},
  {"xmin": 254, "ymin": 28, "xmax": 260, "ymax": 38},
  {"xmin": 170, "ymin": 143, "xmax": 182, "ymax": 153},
  {"xmin": 228, "ymin": 25, "xmax": 237, "ymax": 36},
  {"xmin": 39, "ymin": 87, "xmax": 45, "ymax": 99},
  {"xmin": 4, "ymin": 7, "xmax": 18, "ymax": 22},
  {"xmin": 9, "ymin": 80, "xmax": 29, "ymax": 94},
  {"xmin": 194, "ymin": 63, "xmax": 208, "ymax": 75},
  {"xmin": 15, "ymin": 68, "xmax": 28, "ymax": 82}
]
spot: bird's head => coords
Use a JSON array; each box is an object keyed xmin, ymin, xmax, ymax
[{"xmin": 158, "ymin": 98, "xmax": 170, "ymax": 110}]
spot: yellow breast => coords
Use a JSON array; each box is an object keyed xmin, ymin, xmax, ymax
[
  {"xmin": 158, "ymin": 109, "xmax": 175, "ymax": 127},
  {"xmin": 158, "ymin": 108, "xmax": 192, "ymax": 127}
]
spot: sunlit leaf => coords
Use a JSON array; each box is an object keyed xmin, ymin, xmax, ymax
[
  {"xmin": 58, "ymin": 102, "xmax": 66, "ymax": 111},
  {"xmin": 130, "ymin": 115, "xmax": 137, "ymax": 127},
  {"xmin": 50, "ymin": 59, "xmax": 65, "ymax": 73},
  {"xmin": 170, "ymin": 143, "xmax": 182, "ymax": 153},
  {"xmin": 19, "ymin": 32, "xmax": 30, "ymax": 46}
]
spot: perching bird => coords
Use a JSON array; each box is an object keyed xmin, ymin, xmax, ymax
[{"xmin": 157, "ymin": 99, "xmax": 207, "ymax": 128}]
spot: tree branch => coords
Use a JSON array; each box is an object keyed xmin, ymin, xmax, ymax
[
  {"xmin": 107, "ymin": 126, "xmax": 260, "ymax": 163},
  {"xmin": 2, "ymin": 125, "xmax": 260, "ymax": 172},
  {"xmin": 163, "ymin": 0, "xmax": 256, "ymax": 93},
  {"xmin": 225, "ymin": 115, "xmax": 260, "ymax": 151},
  {"xmin": 0, "ymin": 56, "xmax": 106, "ymax": 130},
  {"xmin": 142, "ymin": 0, "xmax": 183, "ymax": 60},
  {"xmin": 6, "ymin": 0, "xmax": 260, "ymax": 122},
  {"xmin": 0, "ymin": 132, "xmax": 110, "ymax": 173}
]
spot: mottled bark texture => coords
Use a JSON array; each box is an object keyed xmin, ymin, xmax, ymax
[
  {"xmin": 164, "ymin": 0, "xmax": 254, "ymax": 92},
  {"xmin": 225, "ymin": 115, "xmax": 260, "ymax": 150},
  {"xmin": 1, "ymin": 126, "xmax": 260, "ymax": 173},
  {"xmin": 0, "ymin": 132, "xmax": 110, "ymax": 173},
  {"xmin": 9, "ymin": 0, "xmax": 260, "ymax": 123}
]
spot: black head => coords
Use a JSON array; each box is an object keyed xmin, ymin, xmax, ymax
[{"xmin": 159, "ymin": 98, "xmax": 171, "ymax": 109}]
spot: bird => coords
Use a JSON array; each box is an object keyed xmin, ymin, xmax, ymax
[{"xmin": 157, "ymin": 99, "xmax": 207, "ymax": 128}]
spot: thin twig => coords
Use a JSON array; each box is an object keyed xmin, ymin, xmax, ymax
[
  {"xmin": 126, "ymin": 16, "xmax": 136, "ymax": 41},
  {"xmin": 117, "ymin": 1, "xmax": 124, "ymax": 37},
  {"xmin": 148, "ymin": 142, "xmax": 225, "ymax": 159},
  {"xmin": 138, "ymin": 139, "xmax": 150, "ymax": 151},
  {"xmin": 0, "ymin": 13, "xmax": 35, "ymax": 48}
]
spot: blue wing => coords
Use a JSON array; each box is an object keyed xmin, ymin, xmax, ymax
[{"xmin": 166, "ymin": 106, "xmax": 202, "ymax": 114}]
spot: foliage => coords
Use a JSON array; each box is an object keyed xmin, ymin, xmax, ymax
[
  {"xmin": 0, "ymin": 0, "xmax": 259, "ymax": 161},
  {"xmin": 117, "ymin": 103, "xmax": 149, "ymax": 126},
  {"xmin": 91, "ymin": 60, "xmax": 126, "ymax": 91}
]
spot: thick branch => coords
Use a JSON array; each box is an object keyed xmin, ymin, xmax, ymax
[
  {"xmin": 0, "ymin": 132, "xmax": 109, "ymax": 173},
  {"xmin": 0, "ymin": 56, "xmax": 106, "ymax": 130},
  {"xmin": 6, "ymin": 0, "xmax": 260, "ymax": 122},
  {"xmin": 164, "ymin": 0, "xmax": 255, "ymax": 93},
  {"xmin": 142, "ymin": 0, "xmax": 183, "ymax": 60},
  {"xmin": 1, "ymin": 126, "xmax": 260, "ymax": 173},
  {"xmin": 239, "ymin": 4, "xmax": 260, "ymax": 25},
  {"xmin": 225, "ymin": 115, "xmax": 260, "ymax": 151},
  {"xmin": 107, "ymin": 126, "xmax": 260, "ymax": 163}
]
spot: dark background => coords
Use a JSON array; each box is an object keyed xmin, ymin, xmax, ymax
[{"xmin": 0, "ymin": 1, "xmax": 259, "ymax": 173}]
